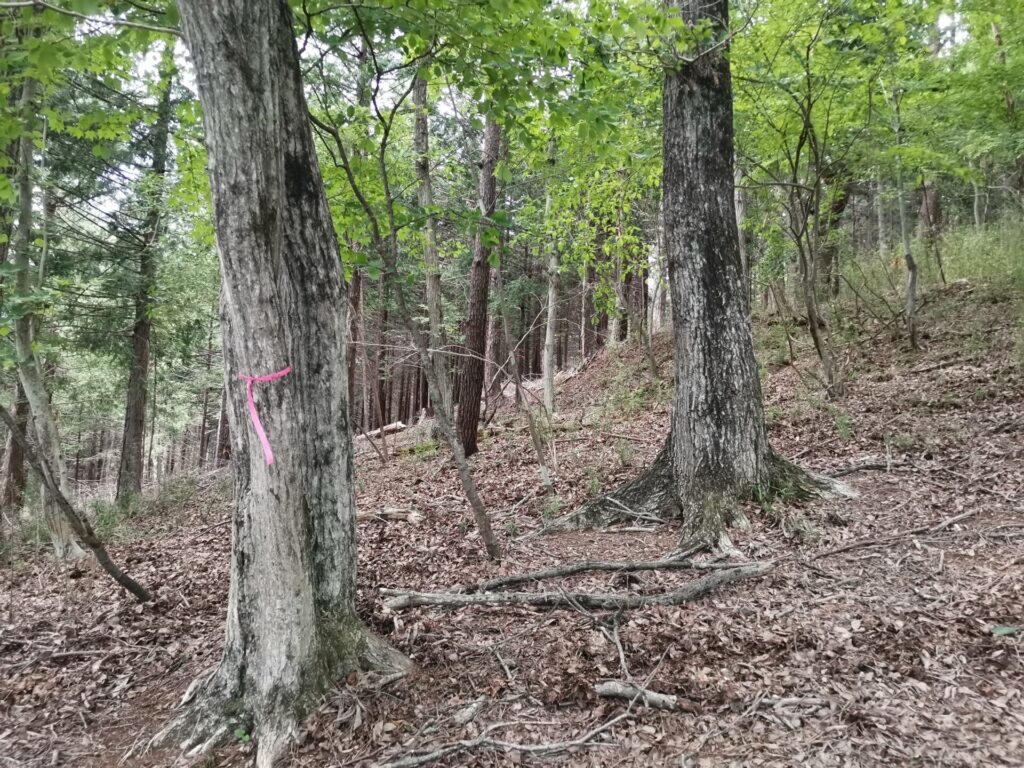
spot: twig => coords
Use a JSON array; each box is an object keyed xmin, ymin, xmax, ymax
[
  {"xmin": 829, "ymin": 460, "xmax": 906, "ymax": 478},
  {"xmin": 382, "ymin": 563, "xmax": 771, "ymax": 611},
  {"xmin": 594, "ymin": 680, "xmax": 677, "ymax": 710},
  {"xmin": 813, "ymin": 510, "xmax": 977, "ymax": 560}
]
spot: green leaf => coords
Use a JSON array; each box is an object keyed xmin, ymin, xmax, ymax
[{"xmin": 992, "ymin": 626, "xmax": 1020, "ymax": 637}]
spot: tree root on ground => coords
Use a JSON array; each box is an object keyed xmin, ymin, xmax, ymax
[{"xmin": 148, "ymin": 629, "xmax": 408, "ymax": 768}]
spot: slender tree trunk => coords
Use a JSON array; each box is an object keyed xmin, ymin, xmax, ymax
[
  {"xmin": 12, "ymin": 72, "xmax": 84, "ymax": 560},
  {"xmin": 213, "ymin": 386, "xmax": 230, "ymax": 467},
  {"xmin": 495, "ymin": 269, "xmax": 553, "ymax": 492},
  {"xmin": 876, "ymin": 173, "xmax": 887, "ymax": 261},
  {"xmin": 0, "ymin": 383, "xmax": 29, "ymax": 512},
  {"xmin": 116, "ymin": 58, "xmax": 174, "ymax": 505},
  {"xmin": 159, "ymin": 3, "xmax": 405, "ymax": 764},
  {"xmin": 896, "ymin": 165, "xmax": 919, "ymax": 350},
  {"xmin": 413, "ymin": 72, "xmax": 451, "ymax": 423},
  {"xmin": 918, "ymin": 179, "xmax": 945, "ymax": 284},
  {"xmin": 972, "ymin": 181, "xmax": 985, "ymax": 230},
  {"xmin": 734, "ymin": 166, "xmax": 752, "ymax": 312},
  {"xmin": 542, "ymin": 189, "xmax": 558, "ymax": 416},
  {"xmin": 456, "ymin": 116, "xmax": 499, "ymax": 457}
]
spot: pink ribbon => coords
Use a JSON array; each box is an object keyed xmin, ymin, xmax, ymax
[{"xmin": 238, "ymin": 366, "xmax": 291, "ymax": 465}]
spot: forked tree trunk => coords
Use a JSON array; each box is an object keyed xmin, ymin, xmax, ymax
[
  {"xmin": 159, "ymin": 2, "xmax": 404, "ymax": 764},
  {"xmin": 566, "ymin": 0, "xmax": 835, "ymax": 546},
  {"xmin": 456, "ymin": 116, "xmax": 499, "ymax": 456},
  {"xmin": 116, "ymin": 56, "xmax": 174, "ymax": 506}
]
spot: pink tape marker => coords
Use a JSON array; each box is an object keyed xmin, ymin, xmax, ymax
[{"xmin": 238, "ymin": 365, "xmax": 291, "ymax": 465}]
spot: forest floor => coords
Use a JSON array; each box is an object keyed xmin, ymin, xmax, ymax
[{"xmin": 2, "ymin": 279, "xmax": 1023, "ymax": 768}]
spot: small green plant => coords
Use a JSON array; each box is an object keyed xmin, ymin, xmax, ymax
[
  {"xmin": 543, "ymin": 494, "xmax": 562, "ymax": 519},
  {"xmin": 504, "ymin": 520, "xmax": 519, "ymax": 536},
  {"xmin": 409, "ymin": 439, "xmax": 437, "ymax": 459},
  {"xmin": 827, "ymin": 406, "xmax": 853, "ymax": 440},
  {"xmin": 233, "ymin": 726, "xmax": 252, "ymax": 744},
  {"xmin": 885, "ymin": 431, "xmax": 915, "ymax": 452},
  {"xmin": 457, "ymin": 520, "xmax": 469, "ymax": 535},
  {"xmin": 614, "ymin": 438, "xmax": 634, "ymax": 468},
  {"xmin": 585, "ymin": 467, "xmax": 602, "ymax": 496}
]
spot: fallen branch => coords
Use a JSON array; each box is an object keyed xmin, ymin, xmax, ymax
[
  {"xmin": 594, "ymin": 680, "xmax": 677, "ymax": 710},
  {"xmin": 829, "ymin": 460, "xmax": 906, "ymax": 478},
  {"xmin": 0, "ymin": 405, "xmax": 151, "ymax": 602},
  {"xmin": 451, "ymin": 552, "xmax": 740, "ymax": 594},
  {"xmin": 383, "ymin": 563, "xmax": 771, "ymax": 611},
  {"xmin": 813, "ymin": 510, "xmax": 977, "ymax": 560},
  {"xmin": 379, "ymin": 709, "xmax": 629, "ymax": 768}
]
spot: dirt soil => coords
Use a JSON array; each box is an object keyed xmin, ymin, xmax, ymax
[{"xmin": 2, "ymin": 280, "xmax": 1022, "ymax": 767}]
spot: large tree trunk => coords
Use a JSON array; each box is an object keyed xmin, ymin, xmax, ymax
[
  {"xmin": 456, "ymin": 116, "xmax": 499, "ymax": 457},
  {"xmin": 662, "ymin": 0, "xmax": 775, "ymax": 543},
  {"xmin": 566, "ymin": 0, "xmax": 835, "ymax": 546},
  {"xmin": 159, "ymin": 2, "xmax": 404, "ymax": 764},
  {"xmin": 115, "ymin": 57, "xmax": 174, "ymax": 506}
]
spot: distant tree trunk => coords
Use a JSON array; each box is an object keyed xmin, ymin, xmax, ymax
[
  {"xmin": 574, "ymin": 0, "xmax": 830, "ymax": 546},
  {"xmin": 213, "ymin": 386, "xmax": 230, "ymax": 467},
  {"xmin": 918, "ymin": 179, "xmax": 945, "ymax": 284},
  {"xmin": 12, "ymin": 71, "xmax": 84, "ymax": 560},
  {"xmin": 876, "ymin": 173, "xmax": 887, "ymax": 261},
  {"xmin": 456, "ymin": 115, "xmax": 499, "ymax": 457},
  {"xmin": 542, "ymin": 189, "xmax": 558, "ymax": 415},
  {"xmin": 157, "ymin": 3, "xmax": 405, "ymax": 764},
  {"xmin": 0, "ymin": 383, "xmax": 29, "ymax": 512},
  {"xmin": 896, "ymin": 165, "xmax": 919, "ymax": 350},
  {"xmin": 734, "ymin": 166, "xmax": 752, "ymax": 310},
  {"xmin": 485, "ymin": 266, "xmax": 504, "ymax": 397},
  {"xmin": 816, "ymin": 182, "xmax": 850, "ymax": 300},
  {"xmin": 413, "ymin": 72, "xmax": 452, "ymax": 423},
  {"xmin": 196, "ymin": 311, "xmax": 217, "ymax": 468},
  {"xmin": 972, "ymin": 181, "xmax": 985, "ymax": 230},
  {"xmin": 347, "ymin": 266, "xmax": 363, "ymax": 428},
  {"xmin": 116, "ymin": 57, "xmax": 174, "ymax": 506},
  {"xmin": 580, "ymin": 265, "xmax": 596, "ymax": 358}
]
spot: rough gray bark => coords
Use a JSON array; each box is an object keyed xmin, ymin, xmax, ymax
[
  {"xmin": 116, "ymin": 56, "xmax": 174, "ymax": 505},
  {"xmin": 662, "ymin": 0, "xmax": 776, "ymax": 543},
  {"xmin": 158, "ymin": 2, "xmax": 405, "ymax": 764}
]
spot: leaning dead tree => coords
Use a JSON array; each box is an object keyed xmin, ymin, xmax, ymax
[{"xmin": 0, "ymin": 405, "xmax": 151, "ymax": 602}]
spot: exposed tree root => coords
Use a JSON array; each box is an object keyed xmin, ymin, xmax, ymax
[
  {"xmin": 545, "ymin": 438, "xmax": 855, "ymax": 549},
  {"xmin": 150, "ymin": 627, "xmax": 408, "ymax": 768},
  {"xmin": 544, "ymin": 442, "xmax": 677, "ymax": 531}
]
